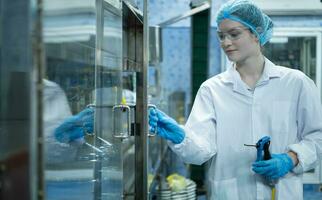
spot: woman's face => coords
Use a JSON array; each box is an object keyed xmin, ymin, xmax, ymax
[{"xmin": 218, "ymin": 19, "xmax": 260, "ymax": 63}]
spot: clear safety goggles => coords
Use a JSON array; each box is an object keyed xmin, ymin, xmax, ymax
[{"xmin": 216, "ymin": 27, "xmax": 250, "ymax": 42}]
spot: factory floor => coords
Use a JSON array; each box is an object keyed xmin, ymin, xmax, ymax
[
  {"xmin": 196, "ymin": 184, "xmax": 322, "ymax": 200},
  {"xmin": 46, "ymin": 181, "xmax": 322, "ymax": 199}
]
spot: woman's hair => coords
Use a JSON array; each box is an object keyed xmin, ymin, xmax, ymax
[{"xmin": 216, "ymin": 0, "xmax": 273, "ymax": 46}]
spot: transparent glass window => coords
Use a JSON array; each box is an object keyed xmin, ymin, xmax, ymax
[
  {"xmin": 102, "ymin": 10, "xmax": 122, "ymax": 69},
  {"xmin": 147, "ymin": 19, "xmax": 192, "ymax": 196},
  {"xmin": 264, "ymin": 37, "xmax": 317, "ymax": 82}
]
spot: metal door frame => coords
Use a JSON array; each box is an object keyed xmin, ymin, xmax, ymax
[
  {"xmin": 94, "ymin": 1, "xmax": 103, "ymax": 199},
  {"xmin": 135, "ymin": 0, "xmax": 149, "ymax": 199}
]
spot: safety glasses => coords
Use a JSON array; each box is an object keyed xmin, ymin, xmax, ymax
[{"xmin": 216, "ymin": 27, "xmax": 250, "ymax": 42}]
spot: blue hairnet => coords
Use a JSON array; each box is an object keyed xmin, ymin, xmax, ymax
[{"xmin": 216, "ymin": 0, "xmax": 273, "ymax": 46}]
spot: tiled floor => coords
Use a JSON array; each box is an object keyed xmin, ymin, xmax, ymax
[
  {"xmin": 46, "ymin": 181, "xmax": 322, "ymax": 199},
  {"xmin": 197, "ymin": 184, "xmax": 322, "ymax": 200}
]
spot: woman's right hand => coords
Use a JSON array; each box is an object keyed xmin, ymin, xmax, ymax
[{"xmin": 149, "ymin": 108, "xmax": 185, "ymax": 144}]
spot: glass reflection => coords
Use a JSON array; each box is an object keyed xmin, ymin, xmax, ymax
[{"xmin": 43, "ymin": 0, "xmax": 97, "ymax": 199}]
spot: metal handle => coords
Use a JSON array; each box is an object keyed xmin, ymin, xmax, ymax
[
  {"xmin": 87, "ymin": 104, "xmax": 95, "ymax": 108},
  {"xmin": 148, "ymin": 104, "xmax": 157, "ymax": 137},
  {"xmin": 112, "ymin": 105, "xmax": 131, "ymax": 139}
]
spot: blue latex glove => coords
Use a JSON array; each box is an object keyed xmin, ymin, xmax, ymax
[
  {"xmin": 149, "ymin": 108, "xmax": 185, "ymax": 144},
  {"xmin": 252, "ymin": 153, "xmax": 294, "ymax": 180},
  {"xmin": 55, "ymin": 107, "xmax": 94, "ymax": 143}
]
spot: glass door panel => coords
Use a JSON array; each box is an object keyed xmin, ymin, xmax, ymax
[
  {"xmin": 147, "ymin": 11, "xmax": 193, "ymax": 199},
  {"xmin": 93, "ymin": 3, "xmax": 124, "ymax": 199},
  {"xmin": 43, "ymin": 1, "xmax": 147, "ymax": 199}
]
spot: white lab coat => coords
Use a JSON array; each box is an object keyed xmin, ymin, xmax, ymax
[
  {"xmin": 43, "ymin": 79, "xmax": 78, "ymax": 163},
  {"xmin": 169, "ymin": 58, "xmax": 322, "ymax": 200}
]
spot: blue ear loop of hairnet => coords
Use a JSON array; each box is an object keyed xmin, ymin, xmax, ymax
[{"xmin": 260, "ymin": 17, "xmax": 273, "ymax": 45}]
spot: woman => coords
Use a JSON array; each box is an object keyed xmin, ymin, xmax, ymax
[{"xmin": 149, "ymin": 0, "xmax": 322, "ymax": 199}]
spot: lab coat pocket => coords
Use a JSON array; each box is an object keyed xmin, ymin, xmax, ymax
[
  {"xmin": 272, "ymin": 101, "xmax": 292, "ymax": 134},
  {"xmin": 212, "ymin": 178, "xmax": 239, "ymax": 200},
  {"xmin": 276, "ymin": 174, "xmax": 302, "ymax": 200}
]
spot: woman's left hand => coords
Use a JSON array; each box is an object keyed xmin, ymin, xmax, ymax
[{"xmin": 252, "ymin": 153, "xmax": 294, "ymax": 180}]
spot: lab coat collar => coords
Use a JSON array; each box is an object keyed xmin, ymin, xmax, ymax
[
  {"xmin": 219, "ymin": 67, "xmax": 250, "ymax": 96},
  {"xmin": 219, "ymin": 57, "xmax": 281, "ymax": 95},
  {"xmin": 220, "ymin": 57, "xmax": 281, "ymax": 83},
  {"xmin": 260, "ymin": 57, "xmax": 281, "ymax": 81}
]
